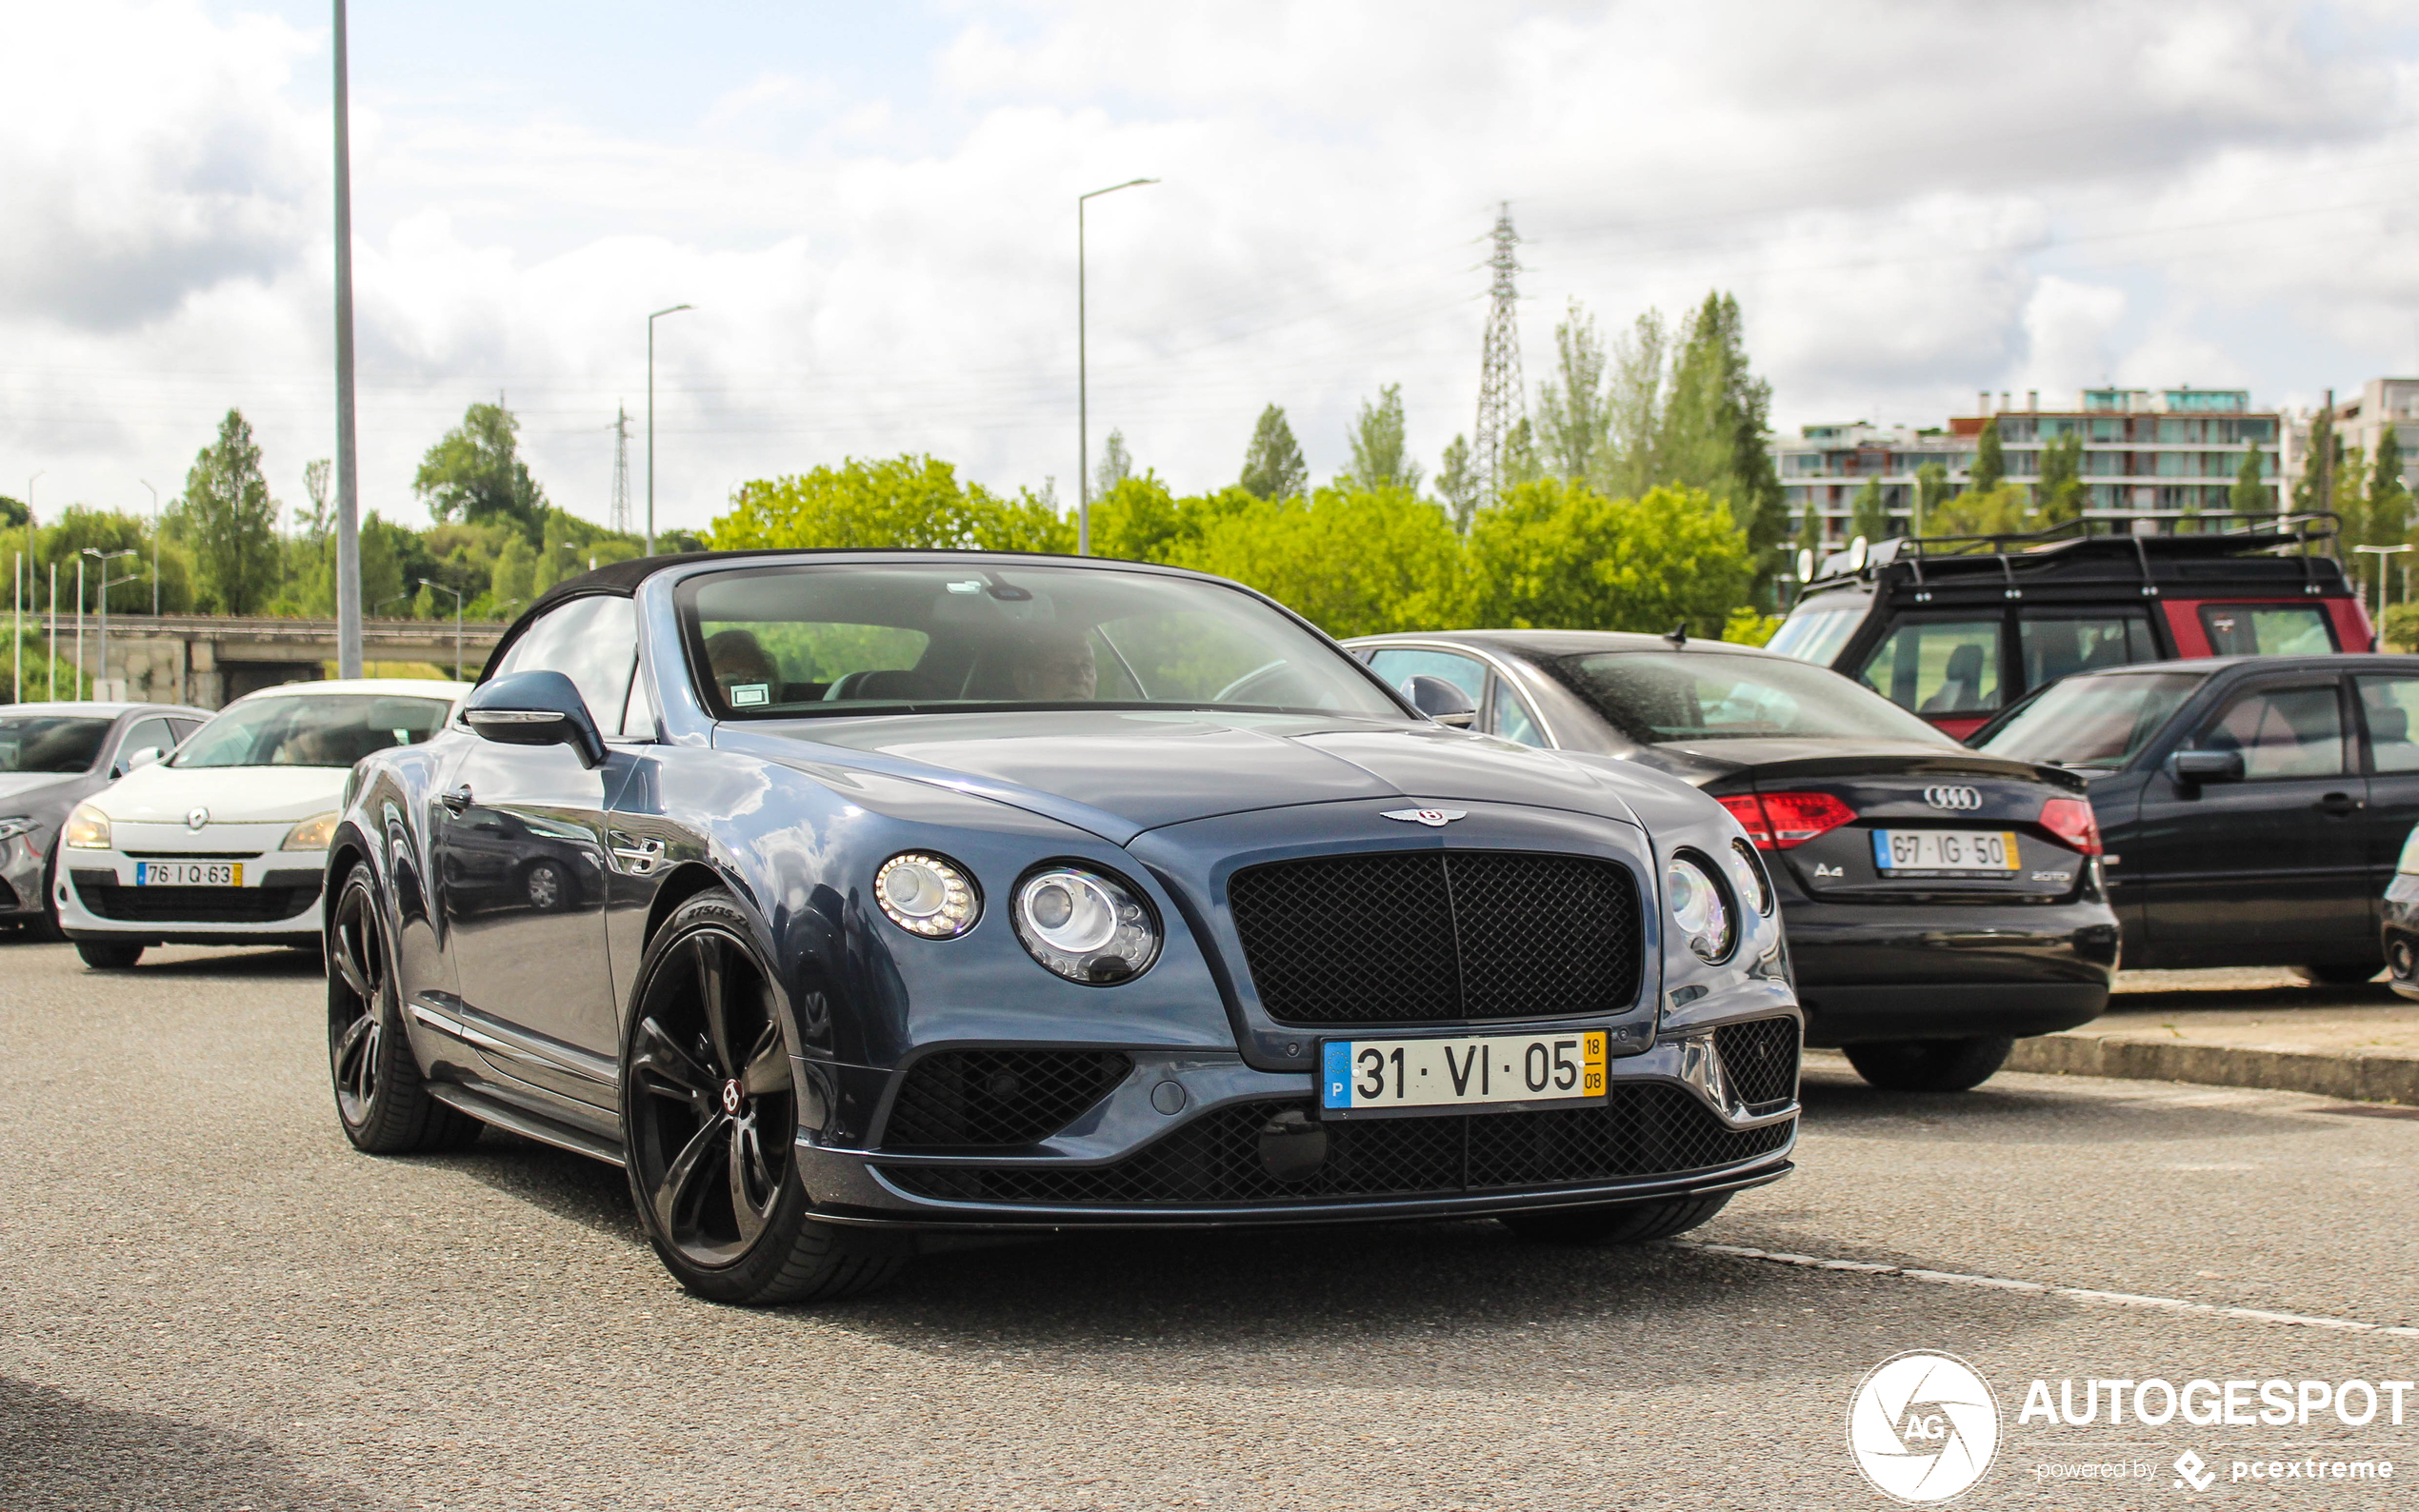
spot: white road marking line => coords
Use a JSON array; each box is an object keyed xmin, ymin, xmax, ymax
[{"xmin": 1676, "ymin": 1243, "xmax": 2419, "ymax": 1339}]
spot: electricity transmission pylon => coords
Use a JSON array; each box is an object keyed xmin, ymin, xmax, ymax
[
  {"xmin": 609, "ymin": 405, "xmax": 632, "ymax": 535},
  {"xmin": 1473, "ymin": 202, "xmax": 1526, "ymax": 501}
]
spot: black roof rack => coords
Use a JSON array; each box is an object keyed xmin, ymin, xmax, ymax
[{"xmin": 1798, "ymin": 512, "xmax": 2347, "ymax": 606}]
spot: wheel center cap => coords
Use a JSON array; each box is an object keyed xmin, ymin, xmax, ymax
[{"xmin": 720, "ymin": 1079, "xmax": 744, "ymax": 1116}]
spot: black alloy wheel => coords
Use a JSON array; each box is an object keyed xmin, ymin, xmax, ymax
[
  {"xmin": 1842, "ymin": 1035, "xmax": 2015, "ymax": 1093},
  {"xmin": 620, "ymin": 890, "xmax": 905, "ymax": 1304},
  {"xmin": 1499, "ymin": 1192, "xmax": 1732, "ymax": 1243},
  {"xmin": 327, "ymin": 863, "xmax": 482, "ymax": 1153}
]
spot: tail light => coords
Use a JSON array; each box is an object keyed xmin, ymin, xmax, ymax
[
  {"xmin": 1717, "ymin": 791, "xmax": 1856, "ymax": 849},
  {"xmin": 2038, "ymin": 796, "xmax": 2102, "ymax": 856}
]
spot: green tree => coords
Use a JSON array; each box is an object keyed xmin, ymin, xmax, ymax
[
  {"xmin": 2295, "ymin": 409, "xmax": 2337, "ymax": 515},
  {"xmin": 176, "ymin": 408, "xmax": 281, "ymax": 615},
  {"xmin": 1535, "ymin": 299, "xmax": 1610, "ymax": 486},
  {"xmin": 1795, "ymin": 496, "xmax": 1822, "ymax": 560},
  {"xmin": 2036, "ymin": 430, "xmax": 2085, "ymax": 525},
  {"xmin": 2230, "ymin": 442, "xmax": 2271, "ymax": 517},
  {"xmin": 1435, "ymin": 434, "xmax": 1482, "ymax": 533},
  {"xmin": 1094, "ymin": 430, "xmax": 1132, "ymax": 499},
  {"xmin": 1849, "ymin": 477, "xmax": 1890, "ymax": 545},
  {"xmin": 1927, "ymin": 482, "xmax": 2035, "ymax": 542},
  {"xmin": 1497, "ymin": 416, "xmax": 1543, "ymax": 490},
  {"xmin": 1602, "ymin": 309, "xmax": 1669, "ymax": 501},
  {"xmin": 0, "ymin": 495, "xmax": 27, "ymax": 530},
  {"xmin": 490, "ymin": 532, "xmax": 535, "ymax": 611},
  {"xmin": 2370, "ymin": 428, "xmax": 2409, "ymax": 559},
  {"xmin": 1467, "ymin": 481, "xmax": 1750, "ymax": 636},
  {"xmin": 32, "ymin": 507, "xmax": 192, "ymax": 615},
  {"xmin": 413, "ymin": 402, "xmax": 550, "ymax": 539},
  {"xmin": 710, "ymin": 454, "xmax": 1072, "ymax": 554},
  {"xmin": 1969, "ymin": 418, "xmax": 2005, "ymax": 495},
  {"xmin": 1172, "ymin": 485, "xmax": 1466, "ymax": 638},
  {"xmin": 1914, "ymin": 462, "xmax": 1951, "ymax": 535},
  {"xmin": 1088, "ymin": 476, "xmax": 1254, "ymax": 564},
  {"xmin": 1343, "ymin": 384, "xmax": 1423, "ymax": 493},
  {"xmin": 1239, "ymin": 405, "xmax": 1308, "ymax": 501},
  {"xmin": 1654, "ymin": 292, "xmax": 1786, "ymax": 589}
]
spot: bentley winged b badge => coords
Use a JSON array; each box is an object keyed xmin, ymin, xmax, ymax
[{"xmin": 1381, "ymin": 807, "xmax": 1468, "ymax": 827}]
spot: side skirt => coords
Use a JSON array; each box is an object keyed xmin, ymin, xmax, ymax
[{"xmin": 426, "ymin": 1082, "xmax": 627, "ymax": 1168}]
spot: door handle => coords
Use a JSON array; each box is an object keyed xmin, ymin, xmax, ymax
[
  {"xmin": 440, "ymin": 784, "xmax": 474, "ymax": 815},
  {"xmin": 2316, "ymin": 792, "xmax": 2364, "ymax": 817}
]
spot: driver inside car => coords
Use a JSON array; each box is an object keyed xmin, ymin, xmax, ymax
[
  {"xmin": 706, "ymin": 628, "xmax": 782, "ymax": 706},
  {"xmin": 1010, "ymin": 627, "xmax": 1097, "ymax": 702}
]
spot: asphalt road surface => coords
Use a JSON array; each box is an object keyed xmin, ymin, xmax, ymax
[{"xmin": 5, "ymin": 937, "xmax": 2416, "ymax": 1511}]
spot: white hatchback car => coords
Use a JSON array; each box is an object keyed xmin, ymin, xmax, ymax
[{"xmin": 56, "ymin": 678, "xmax": 467, "ymax": 967}]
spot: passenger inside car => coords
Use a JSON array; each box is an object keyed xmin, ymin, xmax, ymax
[
  {"xmin": 705, "ymin": 628, "xmax": 782, "ymax": 706},
  {"xmin": 1010, "ymin": 628, "xmax": 1098, "ymax": 702}
]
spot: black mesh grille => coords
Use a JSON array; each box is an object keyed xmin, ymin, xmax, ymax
[
  {"xmin": 1226, "ymin": 850, "xmax": 1641, "ymax": 1025},
  {"xmin": 1714, "ymin": 1018, "xmax": 1800, "ymax": 1108},
  {"xmin": 879, "ymin": 1084, "xmax": 1788, "ymax": 1206},
  {"xmin": 882, "ymin": 1050, "xmax": 1133, "ymax": 1148},
  {"xmin": 71, "ymin": 870, "xmax": 323, "ymax": 925}
]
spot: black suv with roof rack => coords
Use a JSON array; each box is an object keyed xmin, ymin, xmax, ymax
[{"xmin": 1767, "ymin": 515, "xmax": 2372, "ymax": 743}]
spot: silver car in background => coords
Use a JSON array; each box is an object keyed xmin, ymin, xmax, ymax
[{"xmin": 0, "ymin": 702, "xmax": 211, "ymax": 936}]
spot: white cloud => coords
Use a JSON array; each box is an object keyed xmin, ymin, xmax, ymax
[{"xmin": 4, "ymin": 0, "xmax": 2418, "ymax": 535}]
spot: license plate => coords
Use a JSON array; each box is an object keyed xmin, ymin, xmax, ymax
[
  {"xmin": 134, "ymin": 861, "xmax": 242, "ymax": 886},
  {"xmin": 1321, "ymin": 1030, "xmax": 1607, "ymax": 1117},
  {"xmin": 1870, "ymin": 829, "xmax": 2017, "ymax": 874}
]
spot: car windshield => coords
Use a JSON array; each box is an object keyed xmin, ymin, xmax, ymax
[
  {"xmin": 0, "ymin": 715, "xmax": 112, "ymax": 774},
  {"xmin": 677, "ymin": 563, "xmax": 1405, "ymax": 720},
  {"xmin": 1551, "ymin": 650, "xmax": 1952, "ymax": 745},
  {"xmin": 173, "ymin": 694, "xmax": 453, "ymax": 768},
  {"xmin": 1765, "ymin": 603, "xmax": 1863, "ymax": 666},
  {"xmin": 1977, "ymin": 670, "xmax": 2207, "ymax": 769}
]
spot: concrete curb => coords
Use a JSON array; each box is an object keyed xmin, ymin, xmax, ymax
[{"xmin": 2006, "ymin": 1032, "xmax": 2419, "ymax": 1107}]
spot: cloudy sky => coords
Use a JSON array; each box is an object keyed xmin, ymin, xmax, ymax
[{"xmin": 7, "ymin": 0, "xmax": 2419, "ymax": 538}]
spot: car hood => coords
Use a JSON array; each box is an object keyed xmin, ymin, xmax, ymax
[
  {"xmin": 717, "ymin": 709, "xmax": 1664, "ymax": 844},
  {"xmin": 91, "ymin": 762, "xmax": 351, "ymax": 825},
  {"xmin": 0, "ymin": 771, "xmax": 88, "ymax": 811},
  {"xmin": 1619, "ymin": 736, "xmax": 2070, "ymax": 790}
]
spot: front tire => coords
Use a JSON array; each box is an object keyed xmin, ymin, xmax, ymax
[
  {"xmin": 1844, "ymin": 1035, "xmax": 2014, "ymax": 1092},
  {"xmin": 328, "ymin": 863, "xmax": 482, "ymax": 1153},
  {"xmin": 620, "ymin": 889, "xmax": 905, "ymax": 1306},
  {"xmin": 75, "ymin": 939, "xmax": 144, "ymax": 969},
  {"xmin": 1500, "ymin": 1193, "xmax": 1731, "ymax": 1243}
]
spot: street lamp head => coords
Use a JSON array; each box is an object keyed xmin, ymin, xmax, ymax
[
  {"xmin": 1081, "ymin": 177, "xmax": 1160, "ymax": 203},
  {"xmin": 650, "ymin": 303, "xmax": 694, "ymax": 321}
]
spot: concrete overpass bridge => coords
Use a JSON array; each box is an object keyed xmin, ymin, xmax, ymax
[{"xmin": 14, "ymin": 613, "xmax": 508, "ymax": 709}]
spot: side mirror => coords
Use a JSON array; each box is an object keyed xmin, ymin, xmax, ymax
[
  {"xmin": 124, "ymin": 746, "xmax": 165, "ymax": 774},
  {"xmin": 2166, "ymin": 748, "xmax": 2244, "ymax": 786},
  {"xmin": 1405, "ymin": 675, "xmax": 1479, "ymax": 729},
  {"xmin": 465, "ymin": 670, "xmax": 607, "ymax": 768}
]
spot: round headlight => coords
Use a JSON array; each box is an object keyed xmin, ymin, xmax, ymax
[
  {"xmin": 1724, "ymin": 837, "xmax": 1771, "ymax": 916},
  {"xmin": 63, "ymin": 803, "xmax": 111, "ymax": 850},
  {"xmin": 873, "ymin": 852, "xmax": 980, "ymax": 938},
  {"xmin": 1013, "ymin": 865, "xmax": 1160, "ymax": 984},
  {"xmin": 1666, "ymin": 854, "xmax": 1735, "ymax": 963}
]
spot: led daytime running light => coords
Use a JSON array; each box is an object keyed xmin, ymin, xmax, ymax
[{"xmin": 873, "ymin": 852, "xmax": 980, "ymax": 938}]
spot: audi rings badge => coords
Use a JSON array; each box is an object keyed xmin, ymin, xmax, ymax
[{"xmin": 1923, "ymin": 786, "xmax": 1982, "ymax": 812}]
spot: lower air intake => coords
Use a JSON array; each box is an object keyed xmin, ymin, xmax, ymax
[
  {"xmin": 1713, "ymin": 1018, "xmax": 1800, "ymax": 1108},
  {"xmin": 881, "ymin": 1050, "xmax": 1133, "ymax": 1148}
]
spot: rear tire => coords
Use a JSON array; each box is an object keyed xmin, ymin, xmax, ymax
[
  {"xmin": 1500, "ymin": 1193, "xmax": 1731, "ymax": 1243},
  {"xmin": 74, "ymin": 940, "xmax": 144, "ymax": 969},
  {"xmin": 1844, "ymin": 1036, "xmax": 2014, "ymax": 1092},
  {"xmin": 2294, "ymin": 961, "xmax": 2381, "ymax": 986},
  {"xmin": 621, "ymin": 889, "xmax": 907, "ymax": 1305},
  {"xmin": 328, "ymin": 863, "xmax": 483, "ymax": 1154}
]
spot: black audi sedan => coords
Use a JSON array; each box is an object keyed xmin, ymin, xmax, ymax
[
  {"xmin": 328, "ymin": 551, "xmax": 1803, "ymax": 1305},
  {"xmin": 1344, "ymin": 630, "xmax": 2119, "ymax": 1091},
  {"xmin": 1974, "ymin": 652, "xmax": 2419, "ymax": 983}
]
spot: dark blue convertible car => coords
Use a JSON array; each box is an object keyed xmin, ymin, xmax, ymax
[{"xmin": 327, "ymin": 551, "xmax": 1802, "ymax": 1303}]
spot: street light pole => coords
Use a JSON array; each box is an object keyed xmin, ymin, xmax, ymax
[
  {"xmin": 83, "ymin": 547, "xmax": 135, "ymax": 693},
  {"xmin": 331, "ymin": 0, "xmax": 364, "ymax": 680},
  {"xmin": 646, "ymin": 303, "xmax": 694, "ymax": 559},
  {"xmin": 2354, "ymin": 544, "xmax": 2411, "ymax": 639},
  {"xmin": 140, "ymin": 480, "xmax": 159, "ymax": 616},
  {"xmin": 420, "ymin": 579, "xmax": 467, "ymax": 683},
  {"xmin": 1076, "ymin": 178, "xmax": 1157, "ymax": 557},
  {"xmin": 19, "ymin": 470, "xmax": 38, "ymax": 701}
]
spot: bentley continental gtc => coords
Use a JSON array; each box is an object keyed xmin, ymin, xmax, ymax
[{"xmin": 327, "ymin": 552, "xmax": 1802, "ymax": 1304}]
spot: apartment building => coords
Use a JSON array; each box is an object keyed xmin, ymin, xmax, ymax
[{"xmin": 1775, "ymin": 388, "xmax": 2281, "ymax": 545}]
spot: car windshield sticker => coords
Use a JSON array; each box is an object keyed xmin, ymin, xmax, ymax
[
  {"xmin": 730, "ymin": 684, "xmax": 770, "ymax": 706},
  {"xmin": 946, "ymin": 579, "xmax": 983, "ymax": 594}
]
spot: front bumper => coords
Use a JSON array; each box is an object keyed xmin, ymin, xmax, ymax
[
  {"xmin": 1783, "ymin": 894, "xmax": 2120, "ymax": 1046},
  {"xmin": 0, "ymin": 834, "xmax": 47, "ymax": 918},
  {"xmin": 53, "ymin": 846, "xmax": 328, "ymax": 946},
  {"xmin": 789, "ymin": 1008, "xmax": 1801, "ymax": 1230},
  {"xmin": 2383, "ymin": 881, "xmax": 2419, "ymax": 1003}
]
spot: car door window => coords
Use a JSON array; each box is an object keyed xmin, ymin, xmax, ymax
[
  {"xmin": 2357, "ymin": 676, "xmax": 2419, "ymax": 773},
  {"xmin": 2202, "ymin": 684, "xmax": 2344, "ymax": 779},
  {"xmin": 117, "ymin": 718, "xmax": 173, "ymax": 766},
  {"xmin": 494, "ymin": 597, "xmax": 637, "ymax": 725},
  {"xmin": 2018, "ymin": 612, "xmax": 2158, "ymax": 689},
  {"xmin": 1484, "ymin": 677, "xmax": 1545, "ymax": 746},
  {"xmin": 1858, "ymin": 620, "xmax": 2002, "ymax": 715},
  {"xmin": 2199, "ymin": 605, "xmax": 2335, "ymax": 656},
  {"xmin": 1365, "ymin": 648, "xmax": 1487, "ymax": 708}
]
